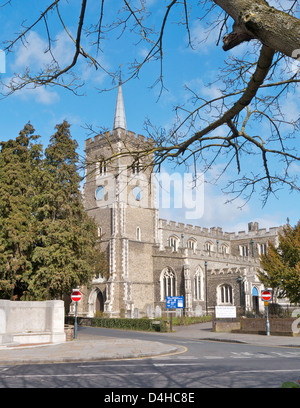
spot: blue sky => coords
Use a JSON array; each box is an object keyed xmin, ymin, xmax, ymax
[{"xmin": 0, "ymin": 0, "xmax": 299, "ymax": 232}]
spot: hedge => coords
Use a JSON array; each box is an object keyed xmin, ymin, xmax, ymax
[{"xmin": 65, "ymin": 316, "xmax": 168, "ymax": 332}]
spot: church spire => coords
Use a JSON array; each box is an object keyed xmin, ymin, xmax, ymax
[{"xmin": 113, "ymin": 81, "xmax": 127, "ymax": 131}]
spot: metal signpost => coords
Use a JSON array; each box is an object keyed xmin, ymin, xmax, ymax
[
  {"xmin": 261, "ymin": 289, "xmax": 272, "ymax": 336},
  {"xmin": 166, "ymin": 296, "xmax": 184, "ymax": 332},
  {"xmin": 71, "ymin": 289, "xmax": 82, "ymax": 339}
]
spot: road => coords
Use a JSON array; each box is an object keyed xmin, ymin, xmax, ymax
[{"xmin": 0, "ymin": 326, "xmax": 299, "ymax": 389}]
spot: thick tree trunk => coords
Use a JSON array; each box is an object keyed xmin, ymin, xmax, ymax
[{"xmin": 213, "ymin": 0, "xmax": 300, "ymax": 58}]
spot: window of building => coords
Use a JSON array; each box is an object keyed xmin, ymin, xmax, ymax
[
  {"xmin": 239, "ymin": 245, "xmax": 249, "ymax": 257},
  {"xmin": 169, "ymin": 236, "xmax": 179, "ymax": 252},
  {"xmin": 257, "ymin": 243, "xmax": 267, "ymax": 255},
  {"xmin": 219, "ymin": 284, "xmax": 233, "ymax": 304},
  {"xmin": 136, "ymin": 226, "xmax": 141, "ymax": 241},
  {"xmin": 187, "ymin": 238, "xmax": 197, "ymax": 252},
  {"xmin": 194, "ymin": 267, "xmax": 204, "ymax": 300},
  {"xmin": 132, "ymin": 162, "xmax": 141, "ymax": 175},
  {"xmin": 95, "ymin": 185, "xmax": 104, "ymax": 201},
  {"xmin": 160, "ymin": 268, "xmax": 176, "ymax": 300},
  {"xmin": 99, "ymin": 161, "xmax": 107, "ymax": 176},
  {"xmin": 220, "ymin": 244, "xmax": 229, "ymax": 254},
  {"xmin": 132, "ymin": 186, "xmax": 142, "ymax": 201},
  {"xmin": 204, "ymin": 241, "xmax": 213, "ymax": 252}
]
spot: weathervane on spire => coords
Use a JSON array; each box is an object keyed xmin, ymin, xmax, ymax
[{"xmin": 119, "ymin": 64, "xmax": 122, "ymax": 84}]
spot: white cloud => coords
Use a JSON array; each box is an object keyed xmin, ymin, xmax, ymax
[
  {"xmin": 4, "ymin": 76, "xmax": 60, "ymax": 105},
  {"xmin": 30, "ymin": 86, "xmax": 60, "ymax": 105},
  {"xmin": 13, "ymin": 30, "xmax": 74, "ymax": 70},
  {"xmin": 288, "ymin": 162, "xmax": 300, "ymax": 176},
  {"xmin": 189, "ymin": 20, "xmax": 219, "ymax": 54},
  {"xmin": 155, "ymin": 164, "xmax": 252, "ymax": 231},
  {"xmin": 6, "ymin": 30, "xmax": 82, "ymax": 104},
  {"xmin": 184, "ymin": 77, "xmax": 222, "ymax": 100}
]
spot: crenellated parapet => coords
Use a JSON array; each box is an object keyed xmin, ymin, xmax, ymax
[
  {"xmin": 85, "ymin": 129, "xmax": 155, "ymax": 154},
  {"xmin": 159, "ymin": 219, "xmax": 230, "ymax": 239},
  {"xmin": 159, "ymin": 218, "xmax": 281, "ymax": 241},
  {"xmin": 153, "ymin": 243, "xmax": 261, "ymax": 266},
  {"xmin": 230, "ymin": 226, "xmax": 282, "ymax": 240}
]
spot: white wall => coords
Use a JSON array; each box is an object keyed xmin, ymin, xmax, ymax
[{"xmin": 0, "ymin": 300, "xmax": 66, "ymax": 345}]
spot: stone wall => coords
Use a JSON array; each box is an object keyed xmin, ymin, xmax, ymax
[
  {"xmin": 213, "ymin": 320, "xmax": 241, "ymax": 333},
  {"xmin": 0, "ymin": 300, "xmax": 66, "ymax": 345},
  {"xmin": 240, "ymin": 317, "xmax": 300, "ymax": 336},
  {"xmin": 213, "ymin": 317, "xmax": 300, "ymax": 337}
]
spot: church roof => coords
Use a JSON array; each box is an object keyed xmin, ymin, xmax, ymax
[{"xmin": 113, "ymin": 82, "xmax": 127, "ymax": 131}]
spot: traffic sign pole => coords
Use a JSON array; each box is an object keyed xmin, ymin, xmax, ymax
[
  {"xmin": 266, "ymin": 303, "xmax": 270, "ymax": 336},
  {"xmin": 261, "ymin": 290, "xmax": 272, "ymax": 336},
  {"xmin": 71, "ymin": 289, "xmax": 82, "ymax": 339},
  {"xmin": 74, "ymin": 302, "xmax": 78, "ymax": 339}
]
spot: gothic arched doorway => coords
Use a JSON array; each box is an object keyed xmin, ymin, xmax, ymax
[
  {"xmin": 96, "ymin": 290, "xmax": 104, "ymax": 313},
  {"xmin": 252, "ymin": 287, "xmax": 259, "ymax": 314},
  {"xmin": 88, "ymin": 288, "xmax": 106, "ymax": 317}
]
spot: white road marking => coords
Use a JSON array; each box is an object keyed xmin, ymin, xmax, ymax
[
  {"xmin": 228, "ymin": 369, "xmax": 300, "ymax": 374},
  {"xmin": 1, "ymin": 372, "xmax": 158, "ymax": 378}
]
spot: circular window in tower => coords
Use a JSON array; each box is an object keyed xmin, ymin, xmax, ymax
[
  {"xmin": 95, "ymin": 185, "xmax": 104, "ymax": 201},
  {"xmin": 132, "ymin": 186, "xmax": 142, "ymax": 201}
]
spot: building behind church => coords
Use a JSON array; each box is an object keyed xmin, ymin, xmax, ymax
[{"xmin": 75, "ymin": 84, "xmax": 284, "ymax": 319}]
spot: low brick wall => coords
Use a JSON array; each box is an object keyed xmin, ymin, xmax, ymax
[
  {"xmin": 213, "ymin": 320, "xmax": 241, "ymax": 333},
  {"xmin": 240, "ymin": 317, "xmax": 299, "ymax": 336},
  {"xmin": 64, "ymin": 325, "xmax": 74, "ymax": 341},
  {"xmin": 213, "ymin": 317, "xmax": 300, "ymax": 337}
]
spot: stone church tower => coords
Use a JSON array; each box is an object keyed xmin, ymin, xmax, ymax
[
  {"xmin": 82, "ymin": 83, "xmax": 158, "ymax": 318},
  {"xmin": 76, "ymin": 83, "xmax": 284, "ymax": 319}
]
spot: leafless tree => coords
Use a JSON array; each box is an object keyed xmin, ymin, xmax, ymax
[{"xmin": 1, "ymin": 0, "xmax": 299, "ymax": 203}]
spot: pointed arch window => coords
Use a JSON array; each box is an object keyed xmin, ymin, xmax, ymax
[
  {"xmin": 194, "ymin": 267, "xmax": 204, "ymax": 300},
  {"xmin": 205, "ymin": 241, "xmax": 213, "ymax": 252},
  {"xmin": 168, "ymin": 235, "xmax": 179, "ymax": 252},
  {"xmin": 220, "ymin": 244, "xmax": 229, "ymax": 254},
  {"xmin": 187, "ymin": 238, "xmax": 197, "ymax": 253},
  {"xmin": 160, "ymin": 268, "xmax": 176, "ymax": 300}
]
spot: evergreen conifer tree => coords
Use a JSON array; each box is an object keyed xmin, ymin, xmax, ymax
[
  {"xmin": 0, "ymin": 121, "xmax": 107, "ymax": 300},
  {"xmin": 0, "ymin": 124, "xmax": 42, "ymax": 299},
  {"xmin": 25, "ymin": 121, "xmax": 105, "ymax": 300}
]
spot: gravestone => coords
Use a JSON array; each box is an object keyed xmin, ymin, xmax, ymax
[
  {"xmin": 155, "ymin": 305, "xmax": 161, "ymax": 318},
  {"xmin": 195, "ymin": 305, "xmax": 203, "ymax": 317}
]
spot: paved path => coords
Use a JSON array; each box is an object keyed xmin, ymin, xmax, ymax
[
  {"xmin": 165, "ymin": 322, "xmax": 300, "ymax": 347},
  {"xmin": 0, "ymin": 322, "xmax": 299, "ymax": 365}
]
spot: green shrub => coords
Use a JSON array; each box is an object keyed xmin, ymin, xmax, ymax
[
  {"xmin": 90, "ymin": 317, "xmax": 167, "ymax": 332},
  {"xmin": 171, "ymin": 315, "xmax": 212, "ymax": 326},
  {"xmin": 281, "ymin": 381, "xmax": 300, "ymax": 388}
]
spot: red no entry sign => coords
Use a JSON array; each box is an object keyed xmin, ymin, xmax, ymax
[
  {"xmin": 71, "ymin": 290, "xmax": 82, "ymax": 302},
  {"xmin": 261, "ymin": 290, "xmax": 272, "ymax": 302}
]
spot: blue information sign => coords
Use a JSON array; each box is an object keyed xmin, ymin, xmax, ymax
[{"xmin": 166, "ymin": 296, "xmax": 184, "ymax": 309}]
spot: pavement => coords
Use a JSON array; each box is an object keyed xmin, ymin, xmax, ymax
[{"xmin": 0, "ymin": 322, "xmax": 299, "ymax": 365}]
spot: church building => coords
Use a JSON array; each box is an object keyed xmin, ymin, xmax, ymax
[{"xmin": 77, "ymin": 84, "xmax": 282, "ymax": 319}]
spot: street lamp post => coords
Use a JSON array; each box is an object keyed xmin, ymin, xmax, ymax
[{"xmin": 251, "ymin": 239, "xmax": 254, "ymax": 257}]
